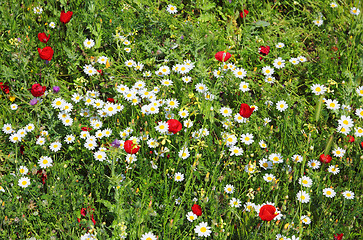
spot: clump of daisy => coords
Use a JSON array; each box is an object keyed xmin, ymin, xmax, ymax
[{"xmin": 166, "ymin": 5, "xmax": 178, "ymax": 14}]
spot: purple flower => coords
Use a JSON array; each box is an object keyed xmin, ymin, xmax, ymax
[
  {"xmin": 53, "ymin": 86, "xmax": 60, "ymax": 93},
  {"xmin": 30, "ymin": 98, "xmax": 38, "ymax": 105},
  {"xmin": 181, "ymin": 35, "xmax": 184, "ymax": 40},
  {"xmin": 111, "ymin": 139, "xmax": 121, "ymax": 148}
]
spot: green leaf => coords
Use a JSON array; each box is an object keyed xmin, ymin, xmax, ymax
[{"xmin": 253, "ymin": 20, "xmax": 270, "ymax": 27}]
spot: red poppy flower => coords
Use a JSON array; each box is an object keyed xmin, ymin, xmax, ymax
[
  {"xmin": 240, "ymin": 9, "xmax": 249, "ymax": 18},
  {"xmin": 80, "ymin": 208, "xmax": 87, "ymax": 217},
  {"xmin": 167, "ymin": 119, "xmax": 182, "ymax": 134},
  {"xmin": 107, "ymin": 98, "xmax": 115, "ymax": 103},
  {"xmin": 97, "ymin": 69, "xmax": 103, "ymax": 75},
  {"xmin": 29, "ymin": 83, "xmax": 46, "ymax": 97},
  {"xmin": 215, "ymin": 51, "xmax": 231, "ymax": 62},
  {"xmin": 347, "ymin": 135, "xmax": 355, "ymax": 143},
  {"xmin": 239, "ymin": 103, "xmax": 255, "ymax": 118},
  {"xmin": 37, "ymin": 170, "xmax": 47, "ymax": 185},
  {"xmin": 60, "ymin": 10, "xmax": 73, "ymax": 24},
  {"xmin": 192, "ymin": 204, "xmax": 202, "ymax": 216},
  {"xmin": 91, "ymin": 213, "xmax": 96, "ymax": 225},
  {"xmin": 0, "ymin": 82, "xmax": 10, "ymax": 94},
  {"xmin": 81, "ymin": 127, "xmax": 92, "ymax": 131},
  {"xmin": 124, "ymin": 140, "xmax": 140, "ymax": 154},
  {"xmin": 259, "ymin": 46, "xmax": 270, "ymax": 56},
  {"xmin": 319, "ymin": 154, "xmax": 332, "ymax": 164},
  {"xmin": 38, "ymin": 46, "xmax": 54, "ymax": 61},
  {"xmin": 334, "ymin": 233, "xmax": 343, "ymax": 240},
  {"xmin": 259, "ymin": 204, "xmax": 278, "ymax": 221},
  {"xmin": 38, "ymin": 32, "xmax": 50, "ymax": 43}
]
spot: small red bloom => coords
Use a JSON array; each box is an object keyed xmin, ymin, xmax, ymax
[
  {"xmin": 124, "ymin": 140, "xmax": 140, "ymax": 154},
  {"xmin": 192, "ymin": 204, "xmax": 202, "ymax": 216},
  {"xmin": 81, "ymin": 127, "xmax": 92, "ymax": 131},
  {"xmin": 347, "ymin": 135, "xmax": 355, "ymax": 143},
  {"xmin": 20, "ymin": 145, "xmax": 24, "ymax": 155},
  {"xmin": 29, "ymin": 83, "xmax": 46, "ymax": 97},
  {"xmin": 334, "ymin": 233, "xmax": 343, "ymax": 240},
  {"xmin": 107, "ymin": 98, "xmax": 115, "ymax": 103},
  {"xmin": 38, "ymin": 32, "xmax": 50, "ymax": 43},
  {"xmin": 97, "ymin": 69, "xmax": 103, "ymax": 75},
  {"xmin": 167, "ymin": 119, "xmax": 182, "ymax": 134},
  {"xmin": 215, "ymin": 51, "xmax": 231, "ymax": 62},
  {"xmin": 240, "ymin": 9, "xmax": 249, "ymax": 18},
  {"xmin": 239, "ymin": 103, "xmax": 255, "ymax": 118},
  {"xmin": 259, "ymin": 46, "xmax": 270, "ymax": 56},
  {"xmin": 36, "ymin": 170, "xmax": 47, "ymax": 185},
  {"xmin": 38, "ymin": 46, "xmax": 54, "ymax": 61},
  {"xmin": 319, "ymin": 154, "xmax": 332, "ymax": 164},
  {"xmin": 91, "ymin": 213, "xmax": 96, "ymax": 225},
  {"xmin": 259, "ymin": 204, "xmax": 278, "ymax": 221},
  {"xmin": 80, "ymin": 208, "xmax": 87, "ymax": 217},
  {"xmin": 60, "ymin": 11, "xmax": 73, "ymax": 24},
  {"xmin": 0, "ymin": 82, "xmax": 10, "ymax": 94}
]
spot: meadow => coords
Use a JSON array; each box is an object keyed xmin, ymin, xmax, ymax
[{"xmin": 0, "ymin": 0, "xmax": 362, "ymax": 239}]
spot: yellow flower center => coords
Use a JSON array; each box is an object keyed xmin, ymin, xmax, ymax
[
  {"xmin": 200, "ymin": 227, "xmax": 207, "ymax": 233},
  {"xmin": 22, "ymin": 181, "xmax": 27, "ymax": 185}
]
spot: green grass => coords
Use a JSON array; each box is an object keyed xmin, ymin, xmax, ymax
[{"xmin": 0, "ymin": 0, "xmax": 362, "ymax": 239}]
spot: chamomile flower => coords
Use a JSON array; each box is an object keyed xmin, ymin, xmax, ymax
[
  {"xmin": 174, "ymin": 172, "xmax": 184, "ymax": 182},
  {"xmin": 94, "ymin": 151, "xmax": 107, "ymax": 162},
  {"xmin": 239, "ymin": 81, "xmax": 250, "ymax": 92},
  {"xmin": 298, "ymin": 56, "xmax": 307, "ymax": 63},
  {"xmin": 332, "ymin": 147, "xmax": 345, "ymax": 157},
  {"xmin": 11, "ymin": 104, "xmax": 18, "ymax": 110},
  {"xmin": 289, "ymin": 58, "xmax": 299, "ymax": 65},
  {"xmin": 166, "ymin": 5, "xmax": 178, "ymax": 14},
  {"xmin": 179, "ymin": 146, "xmax": 190, "ymax": 159},
  {"xmin": 355, "ymin": 127, "xmax": 363, "ymax": 137},
  {"xmin": 356, "ymin": 86, "xmax": 363, "ymax": 96},
  {"xmin": 155, "ymin": 121, "xmax": 169, "ymax": 134},
  {"xmin": 195, "ymin": 83, "xmax": 208, "ymax": 93},
  {"xmin": 140, "ymin": 232, "xmax": 157, "ymax": 240},
  {"xmin": 350, "ymin": 7, "xmax": 360, "ymax": 15},
  {"xmin": 224, "ymin": 184, "xmax": 234, "ymax": 194},
  {"xmin": 259, "ymin": 159, "xmax": 273, "ymax": 170},
  {"xmin": 301, "ymin": 215, "xmax": 311, "ymax": 225},
  {"xmin": 262, "ymin": 66, "xmax": 274, "ymax": 76},
  {"xmin": 38, "ymin": 156, "xmax": 53, "ymax": 169},
  {"xmin": 194, "ymin": 222, "xmax": 212, "ymax": 237},
  {"xmin": 225, "ymin": 134, "xmax": 237, "ymax": 146},
  {"xmin": 323, "ymin": 188, "xmax": 336, "ymax": 198},
  {"xmin": 159, "ymin": 65, "xmax": 170, "ymax": 75},
  {"xmin": 296, "ymin": 190, "xmax": 310, "ymax": 203},
  {"xmin": 103, "ymin": 128, "xmax": 112, "ymax": 137},
  {"xmin": 186, "ymin": 212, "xmax": 198, "ymax": 222},
  {"xmin": 230, "ymin": 198, "xmax": 241, "ymax": 208},
  {"xmin": 276, "ymin": 42, "xmax": 285, "ymax": 48},
  {"xmin": 311, "ymin": 84, "xmax": 326, "ymax": 95},
  {"xmin": 49, "ymin": 22, "xmax": 56, "ymax": 28},
  {"xmin": 263, "ymin": 118, "xmax": 271, "ymax": 126},
  {"xmin": 308, "ymin": 159, "xmax": 321, "ymax": 169},
  {"xmin": 97, "ymin": 56, "xmax": 108, "ymax": 64},
  {"xmin": 240, "ymin": 133, "xmax": 254, "ymax": 145},
  {"xmin": 19, "ymin": 166, "xmax": 28, "ymax": 175},
  {"xmin": 36, "ymin": 137, "xmax": 46, "ymax": 145},
  {"xmin": 337, "ymin": 125, "xmax": 351, "ymax": 135},
  {"xmin": 18, "ymin": 177, "xmax": 31, "ymax": 188},
  {"xmin": 64, "ymin": 134, "xmax": 75, "ymax": 144},
  {"xmin": 244, "ymin": 202, "xmax": 256, "ymax": 212},
  {"xmin": 83, "ymin": 39, "xmax": 95, "ymax": 49},
  {"xmin": 330, "ymin": 2, "xmax": 338, "ymax": 8},
  {"xmin": 338, "ymin": 115, "xmax": 354, "ymax": 128},
  {"xmin": 234, "ymin": 113, "xmax": 247, "ymax": 123},
  {"xmin": 166, "ymin": 98, "xmax": 179, "ymax": 109},
  {"xmin": 178, "ymin": 109, "xmax": 189, "ymax": 119},
  {"xmin": 313, "ymin": 19, "xmax": 323, "ymax": 26},
  {"xmin": 299, "ymin": 176, "xmax": 313, "ymax": 187},
  {"xmin": 220, "ymin": 107, "xmax": 232, "ymax": 117},
  {"xmin": 269, "ymin": 153, "xmax": 283, "ymax": 164},
  {"xmin": 273, "ymin": 57, "xmax": 285, "ymax": 69},
  {"xmin": 292, "ymin": 154, "xmax": 303, "ymax": 163},
  {"xmin": 325, "ymin": 99, "xmax": 340, "ymax": 110},
  {"xmin": 161, "ymin": 79, "xmax": 173, "ymax": 87},
  {"xmin": 9, "ymin": 133, "xmax": 21, "ymax": 143},
  {"xmin": 263, "ymin": 173, "xmax": 275, "ymax": 182},
  {"xmin": 342, "ymin": 190, "xmax": 354, "ymax": 199},
  {"xmin": 276, "ymin": 100, "xmax": 288, "ymax": 112},
  {"xmin": 125, "ymin": 60, "xmax": 135, "ymax": 68},
  {"xmin": 2, "ymin": 124, "xmax": 13, "ymax": 134},
  {"xmin": 84, "ymin": 140, "xmax": 97, "ymax": 150},
  {"xmin": 234, "ymin": 68, "xmax": 247, "ymax": 79},
  {"xmin": 33, "ymin": 6, "xmax": 43, "ymax": 14},
  {"xmin": 50, "ymin": 142, "xmax": 62, "ymax": 152},
  {"xmin": 71, "ymin": 93, "xmax": 83, "ymax": 103},
  {"xmin": 229, "ymin": 146, "xmax": 243, "ymax": 156},
  {"xmin": 328, "ymin": 165, "xmax": 340, "ymax": 175},
  {"xmin": 259, "ymin": 140, "xmax": 267, "ymax": 148},
  {"xmin": 25, "ymin": 123, "xmax": 35, "ymax": 132}
]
